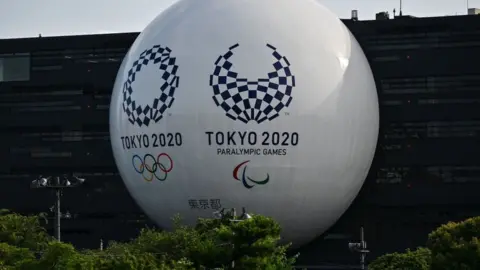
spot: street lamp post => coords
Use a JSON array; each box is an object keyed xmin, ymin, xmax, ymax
[
  {"xmin": 213, "ymin": 207, "xmax": 252, "ymax": 268},
  {"xmin": 348, "ymin": 227, "xmax": 369, "ymax": 270},
  {"xmin": 30, "ymin": 174, "xmax": 85, "ymax": 241}
]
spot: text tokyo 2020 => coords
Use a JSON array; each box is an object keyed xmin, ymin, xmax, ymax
[
  {"xmin": 120, "ymin": 133, "xmax": 182, "ymax": 150},
  {"xmin": 206, "ymin": 131, "xmax": 299, "ymax": 156},
  {"xmin": 119, "ymin": 131, "xmax": 298, "ymax": 156}
]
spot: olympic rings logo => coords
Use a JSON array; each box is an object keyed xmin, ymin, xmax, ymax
[{"xmin": 132, "ymin": 153, "xmax": 173, "ymax": 182}]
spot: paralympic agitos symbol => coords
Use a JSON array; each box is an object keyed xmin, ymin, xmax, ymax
[
  {"xmin": 132, "ymin": 153, "xmax": 173, "ymax": 182},
  {"xmin": 233, "ymin": 160, "xmax": 270, "ymax": 189}
]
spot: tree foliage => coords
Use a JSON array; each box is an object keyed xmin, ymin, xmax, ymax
[
  {"xmin": 0, "ymin": 211, "xmax": 50, "ymax": 252},
  {"xmin": 427, "ymin": 216, "xmax": 480, "ymax": 270},
  {"xmin": 0, "ymin": 211, "xmax": 297, "ymax": 270},
  {"xmin": 368, "ymin": 247, "xmax": 431, "ymax": 270},
  {"xmin": 369, "ymin": 216, "xmax": 480, "ymax": 270},
  {"xmin": 102, "ymin": 214, "xmax": 296, "ymax": 269},
  {"xmin": 0, "ymin": 242, "xmax": 37, "ymax": 269}
]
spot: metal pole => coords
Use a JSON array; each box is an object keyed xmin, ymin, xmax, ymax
[
  {"xmin": 231, "ymin": 208, "xmax": 236, "ymax": 269},
  {"xmin": 55, "ymin": 188, "xmax": 61, "ymax": 241},
  {"xmin": 360, "ymin": 227, "xmax": 366, "ymax": 270},
  {"xmin": 31, "ymin": 175, "xmax": 85, "ymax": 242},
  {"xmin": 54, "ymin": 176, "xmax": 62, "ymax": 242}
]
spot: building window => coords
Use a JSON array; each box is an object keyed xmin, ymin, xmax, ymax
[
  {"xmin": 30, "ymin": 151, "xmax": 72, "ymax": 158},
  {"xmin": 381, "ymin": 75, "xmax": 480, "ymax": 94},
  {"xmin": 381, "ymin": 77, "xmax": 427, "ymax": 94},
  {"xmin": 381, "ymin": 144, "xmax": 403, "ymax": 151},
  {"xmin": 75, "ymin": 172, "xmax": 119, "ymax": 177},
  {"xmin": 19, "ymin": 131, "xmax": 109, "ymax": 142},
  {"xmin": 31, "ymin": 48, "xmax": 127, "ymax": 64},
  {"xmin": 0, "ymin": 53, "xmax": 31, "ymax": 82},
  {"xmin": 0, "ymin": 174, "xmax": 32, "ymax": 180},
  {"xmin": 426, "ymin": 166, "xmax": 480, "ymax": 183},
  {"xmin": 0, "ymin": 89, "xmax": 83, "ymax": 102},
  {"xmin": 376, "ymin": 167, "xmax": 410, "ymax": 184},
  {"xmin": 10, "ymin": 147, "xmax": 72, "ymax": 158},
  {"xmin": 372, "ymin": 56, "xmax": 401, "ymax": 62},
  {"xmin": 93, "ymin": 94, "xmax": 111, "ymax": 110},
  {"xmin": 5, "ymin": 101, "xmax": 81, "ymax": 113},
  {"xmin": 376, "ymin": 166, "xmax": 480, "ymax": 184},
  {"xmin": 384, "ymin": 121, "xmax": 480, "ymax": 139},
  {"xmin": 31, "ymin": 65, "xmax": 63, "ymax": 71},
  {"xmin": 362, "ymin": 30, "xmax": 480, "ymax": 51},
  {"xmin": 418, "ymin": 98, "xmax": 480, "ymax": 105},
  {"xmin": 381, "ymin": 100, "xmax": 403, "ymax": 106}
]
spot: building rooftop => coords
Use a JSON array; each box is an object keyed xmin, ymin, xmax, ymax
[{"xmin": 2, "ymin": 13, "xmax": 480, "ymax": 46}]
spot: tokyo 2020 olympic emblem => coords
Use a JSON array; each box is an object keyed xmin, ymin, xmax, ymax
[
  {"xmin": 132, "ymin": 153, "xmax": 173, "ymax": 182},
  {"xmin": 209, "ymin": 43, "xmax": 295, "ymax": 124},
  {"xmin": 122, "ymin": 45, "xmax": 180, "ymax": 127}
]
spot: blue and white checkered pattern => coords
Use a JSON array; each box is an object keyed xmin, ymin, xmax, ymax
[
  {"xmin": 209, "ymin": 43, "xmax": 295, "ymax": 124},
  {"xmin": 122, "ymin": 45, "xmax": 179, "ymax": 127}
]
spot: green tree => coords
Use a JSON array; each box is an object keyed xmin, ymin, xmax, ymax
[
  {"xmin": 101, "ymin": 241, "xmax": 195, "ymax": 269},
  {"xmin": 217, "ymin": 214, "xmax": 297, "ymax": 269},
  {"xmin": 101, "ymin": 250, "xmax": 160, "ymax": 270},
  {"xmin": 0, "ymin": 242, "xmax": 36, "ymax": 269},
  {"xmin": 369, "ymin": 216, "xmax": 480, "ymax": 270},
  {"xmin": 427, "ymin": 216, "xmax": 480, "ymax": 270},
  {"xmin": 30, "ymin": 241, "xmax": 83, "ymax": 269},
  {"xmin": 0, "ymin": 212, "xmax": 50, "ymax": 252},
  {"xmin": 0, "ymin": 210, "xmax": 295, "ymax": 269},
  {"xmin": 368, "ymin": 247, "xmax": 431, "ymax": 270},
  {"xmin": 110, "ymin": 214, "xmax": 297, "ymax": 269}
]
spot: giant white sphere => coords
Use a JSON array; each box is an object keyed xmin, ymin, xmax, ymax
[{"xmin": 110, "ymin": 0, "xmax": 379, "ymax": 247}]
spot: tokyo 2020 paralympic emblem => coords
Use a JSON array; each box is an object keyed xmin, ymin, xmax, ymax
[
  {"xmin": 122, "ymin": 45, "xmax": 180, "ymax": 127},
  {"xmin": 209, "ymin": 43, "xmax": 295, "ymax": 124},
  {"xmin": 132, "ymin": 153, "xmax": 173, "ymax": 182}
]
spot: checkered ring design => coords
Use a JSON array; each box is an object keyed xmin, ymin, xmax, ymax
[
  {"xmin": 209, "ymin": 43, "xmax": 295, "ymax": 124},
  {"xmin": 122, "ymin": 45, "xmax": 179, "ymax": 127}
]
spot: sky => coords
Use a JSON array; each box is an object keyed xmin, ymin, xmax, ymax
[{"xmin": 0, "ymin": 0, "xmax": 477, "ymax": 39}]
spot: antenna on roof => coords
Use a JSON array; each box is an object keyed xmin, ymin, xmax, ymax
[
  {"xmin": 399, "ymin": 0, "xmax": 403, "ymax": 16},
  {"xmin": 351, "ymin": 10, "xmax": 358, "ymax": 21}
]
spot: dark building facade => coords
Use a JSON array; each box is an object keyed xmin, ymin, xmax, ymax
[
  {"xmin": 296, "ymin": 14, "xmax": 480, "ymax": 266},
  {"xmin": 0, "ymin": 32, "xmax": 149, "ymax": 248},
  {"xmin": 1, "ymin": 14, "xmax": 480, "ymax": 266}
]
